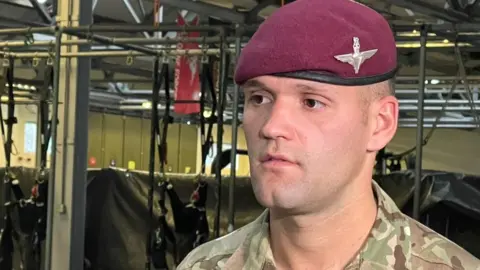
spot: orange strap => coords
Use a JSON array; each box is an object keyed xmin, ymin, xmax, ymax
[{"xmin": 154, "ymin": 0, "xmax": 160, "ymax": 26}]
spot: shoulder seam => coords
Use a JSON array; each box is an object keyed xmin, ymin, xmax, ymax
[
  {"xmin": 184, "ymin": 249, "xmax": 237, "ymax": 268},
  {"xmin": 411, "ymin": 253, "xmax": 454, "ymax": 269}
]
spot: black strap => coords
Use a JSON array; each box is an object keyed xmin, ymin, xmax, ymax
[
  {"xmin": 158, "ymin": 60, "xmax": 171, "ymax": 174},
  {"xmin": 0, "ymin": 57, "xmax": 17, "ymax": 168},
  {"xmin": 3, "ymin": 57, "xmax": 23, "ymax": 201},
  {"xmin": 0, "ymin": 56, "xmax": 16, "ymax": 270},
  {"xmin": 146, "ymin": 57, "xmax": 173, "ymax": 270},
  {"xmin": 29, "ymin": 63, "xmax": 54, "ymax": 270},
  {"xmin": 39, "ymin": 63, "xmax": 54, "ymax": 169},
  {"xmin": 2, "ymin": 57, "xmax": 22, "ymax": 201},
  {"xmin": 199, "ymin": 61, "xmax": 217, "ymax": 173},
  {"xmin": 146, "ymin": 57, "xmax": 162, "ymax": 270}
]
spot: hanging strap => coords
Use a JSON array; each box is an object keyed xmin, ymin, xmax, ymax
[
  {"xmin": 146, "ymin": 56, "xmax": 161, "ymax": 270},
  {"xmin": 1, "ymin": 57, "xmax": 24, "ymax": 202},
  {"xmin": 0, "ymin": 56, "xmax": 17, "ymax": 168},
  {"xmin": 39, "ymin": 62, "xmax": 54, "ymax": 169},
  {"xmin": 158, "ymin": 57, "xmax": 171, "ymax": 176},
  {"xmin": 199, "ymin": 60, "xmax": 217, "ymax": 173},
  {"xmin": 31, "ymin": 64, "xmax": 55, "ymax": 264},
  {"xmin": 0, "ymin": 55, "xmax": 16, "ymax": 270},
  {"xmin": 3, "ymin": 57, "xmax": 23, "ymax": 201}
]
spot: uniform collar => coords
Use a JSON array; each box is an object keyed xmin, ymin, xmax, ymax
[{"xmin": 238, "ymin": 180, "xmax": 412, "ymax": 269}]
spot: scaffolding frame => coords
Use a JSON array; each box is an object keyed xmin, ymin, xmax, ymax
[
  {"xmin": 0, "ymin": 22, "xmax": 240, "ymax": 268},
  {"xmin": 0, "ymin": 21, "xmax": 479, "ymax": 268}
]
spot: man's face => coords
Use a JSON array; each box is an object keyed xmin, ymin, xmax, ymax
[{"xmin": 242, "ymin": 76, "xmax": 398, "ymax": 214}]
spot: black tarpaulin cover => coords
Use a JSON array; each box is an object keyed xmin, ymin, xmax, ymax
[
  {"xmin": 1, "ymin": 167, "xmax": 479, "ymax": 269},
  {"xmin": 85, "ymin": 168, "xmax": 262, "ymax": 270},
  {"xmin": 375, "ymin": 170, "xmax": 480, "ymax": 257}
]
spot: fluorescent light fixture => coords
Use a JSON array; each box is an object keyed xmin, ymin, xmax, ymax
[{"xmin": 142, "ymin": 102, "xmax": 152, "ymax": 109}]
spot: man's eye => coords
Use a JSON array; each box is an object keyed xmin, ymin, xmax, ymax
[
  {"xmin": 303, "ymin": 99, "xmax": 324, "ymax": 109},
  {"xmin": 249, "ymin": 95, "xmax": 271, "ymax": 105}
]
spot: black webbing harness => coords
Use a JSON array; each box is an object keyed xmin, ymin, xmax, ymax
[
  {"xmin": 146, "ymin": 55, "xmax": 175, "ymax": 270},
  {"xmin": 38, "ymin": 61, "xmax": 54, "ymax": 170},
  {"xmin": 29, "ymin": 61, "xmax": 55, "ymax": 270},
  {"xmin": 0, "ymin": 56, "xmax": 21, "ymax": 270},
  {"xmin": 0, "ymin": 59, "xmax": 53, "ymax": 270},
  {"xmin": 199, "ymin": 57, "xmax": 217, "ymax": 174}
]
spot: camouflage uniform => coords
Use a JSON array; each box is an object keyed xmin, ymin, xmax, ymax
[{"xmin": 177, "ymin": 181, "xmax": 480, "ymax": 269}]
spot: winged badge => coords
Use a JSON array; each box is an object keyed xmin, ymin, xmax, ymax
[{"xmin": 334, "ymin": 37, "xmax": 377, "ymax": 74}]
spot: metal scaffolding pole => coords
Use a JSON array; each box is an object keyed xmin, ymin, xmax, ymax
[
  {"xmin": 0, "ymin": 36, "xmax": 238, "ymax": 47},
  {"xmin": 0, "ymin": 49, "xmax": 234, "ymax": 59},
  {"xmin": 214, "ymin": 35, "xmax": 228, "ymax": 238},
  {"xmin": 399, "ymin": 99, "xmax": 480, "ymax": 104},
  {"xmin": 399, "ymin": 105, "xmax": 480, "ymax": 111},
  {"xmin": 0, "ymin": 25, "xmax": 226, "ymax": 59},
  {"xmin": 413, "ymin": 25, "xmax": 428, "ymax": 221},
  {"xmin": 0, "ymin": 24, "xmax": 224, "ymax": 35},
  {"xmin": 396, "ymin": 89, "xmax": 478, "ymax": 94},
  {"xmin": 227, "ymin": 25, "xmax": 241, "ymax": 233},
  {"xmin": 397, "ymin": 75, "xmax": 480, "ymax": 80},
  {"xmin": 44, "ymin": 28, "xmax": 63, "ymax": 270},
  {"xmin": 400, "ymin": 123, "xmax": 477, "ymax": 128},
  {"xmin": 45, "ymin": 0, "xmax": 92, "ymax": 268},
  {"xmin": 35, "ymin": 104, "xmax": 42, "ymax": 167},
  {"xmin": 454, "ymin": 45, "xmax": 480, "ymax": 128}
]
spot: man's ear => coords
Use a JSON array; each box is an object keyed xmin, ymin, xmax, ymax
[{"xmin": 367, "ymin": 96, "xmax": 399, "ymax": 152}]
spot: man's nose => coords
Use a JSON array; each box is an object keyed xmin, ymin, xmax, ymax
[{"xmin": 260, "ymin": 101, "xmax": 294, "ymax": 140}]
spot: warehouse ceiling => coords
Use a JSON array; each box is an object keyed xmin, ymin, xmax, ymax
[{"xmin": 0, "ymin": 0, "xmax": 479, "ymax": 128}]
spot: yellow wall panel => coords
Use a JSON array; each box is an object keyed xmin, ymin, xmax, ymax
[
  {"xmin": 123, "ymin": 116, "xmax": 143, "ymax": 170},
  {"xmin": 166, "ymin": 123, "xmax": 180, "ymax": 173},
  {"xmin": 9, "ymin": 105, "xmax": 480, "ymax": 177},
  {"xmin": 204, "ymin": 125, "xmax": 480, "ymax": 177},
  {"xmin": 141, "ymin": 117, "xmax": 155, "ymax": 172},
  {"xmin": 178, "ymin": 124, "xmax": 198, "ymax": 174},
  {"xmin": 102, "ymin": 114, "xmax": 125, "ymax": 168},
  {"xmin": 87, "ymin": 112, "xmax": 104, "ymax": 168}
]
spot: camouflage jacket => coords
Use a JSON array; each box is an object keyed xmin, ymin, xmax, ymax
[{"xmin": 177, "ymin": 181, "xmax": 480, "ymax": 269}]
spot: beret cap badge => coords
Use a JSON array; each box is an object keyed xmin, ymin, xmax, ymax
[{"xmin": 334, "ymin": 37, "xmax": 378, "ymax": 75}]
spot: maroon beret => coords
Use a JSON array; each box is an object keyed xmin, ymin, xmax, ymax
[{"xmin": 234, "ymin": 0, "xmax": 398, "ymax": 86}]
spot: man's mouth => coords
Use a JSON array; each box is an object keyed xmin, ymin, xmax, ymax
[{"xmin": 260, "ymin": 154, "xmax": 296, "ymax": 165}]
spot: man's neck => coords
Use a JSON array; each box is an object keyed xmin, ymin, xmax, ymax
[{"xmin": 268, "ymin": 180, "xmax": 377, "ymax": 270}]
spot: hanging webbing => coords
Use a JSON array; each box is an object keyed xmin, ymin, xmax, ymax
[
  {"xmin": 146, "ymin": 56, "xmax": 162, "ymax": 270},
  {"xmin": 146, "ymin": 54, "xmax": 172, "ymax": 270},
  {"xmin": 28, "ymin": 62, "xmax": 55, "ymax": 270},
  {"xmin": 39, "ymin": 61, "xmax": 54, "ymax": 169},
  {"xmin": 158, "ymin": 57, "xmax": 171, "ymax": 177},
  {"xmin": 199, "ymin": 58, "xmax": 217, "ymax": 174},
  {"xmin": 0, "ymin": 56, "xmax": 17, "ymax": 270}
]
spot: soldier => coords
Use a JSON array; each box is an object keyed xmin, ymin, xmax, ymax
[{"xmin": 178, "ymin": 0, "xmax": 480, "ymax": 269}]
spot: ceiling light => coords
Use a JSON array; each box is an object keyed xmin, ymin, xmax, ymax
[
  {"xmin": 37, "ymin": 0, "xmax": 47, "ymax": 4},
  {"xmin": 431, "ymin": 79, "xmax": 440, "ymax": 85},
  {"xmin": 203, "ymin": 109, "xmax": 212, "ymax": 118},
  {"xmin": 142, "ymin": 102, "xmax": 152, "ymax": 109}
]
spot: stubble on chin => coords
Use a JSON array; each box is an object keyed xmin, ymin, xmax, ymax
[{"xmin": 250, "ymin": 169, "xmax": 309, "ymax": 211}]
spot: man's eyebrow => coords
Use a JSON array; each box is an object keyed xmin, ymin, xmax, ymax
[
  {"xmin": 294, "ymin": 83, "xmax": 332, "ymax": 94},
  {"xmin": 242, "ymin": 80, "xmax": 270, "ymax": 90}
]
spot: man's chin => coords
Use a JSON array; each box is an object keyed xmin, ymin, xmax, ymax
[{"xmin": 253, "ymin": 189, "xmax": 301, "ymax": 211}]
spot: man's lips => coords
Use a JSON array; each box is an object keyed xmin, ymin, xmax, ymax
[{"xmin": 260, "ymin": 154, "xmax": 296, "ymax": 165}]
